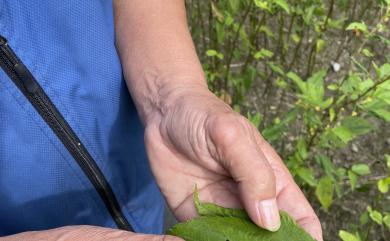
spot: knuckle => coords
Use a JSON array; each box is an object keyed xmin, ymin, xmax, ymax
[
  {"xmin": 255, "ymin": 166, "xmax": 276, "ymax": 189},
  {"xmin": 241, "ymin": 162, "xmax": 276, "ymax": 190},
  {"xmin": 208, "ymin": 113, "xmax": 249, "ymax": 148},
  {"xmin": 234, "ymin": 157, "xmax": 276, "ymax": 190}
]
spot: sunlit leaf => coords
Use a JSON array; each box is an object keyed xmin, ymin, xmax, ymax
[
  {"xmin": 332, "ymin": 126, "xmax": 354, "ymax": 143},
  {"xmin": 351, "ymin": 164, "xmax": 371, "ymax": 176},
  {"xmin": 384, "ymin": 215, "xmax": 390, "ymax": 230},
  {"xmin": 346, "ymin": 22, "xmax": 368, "ymax": 34},
  {"xmin": 315, "ymin": 176, "xmax": 334, "ymax": 210},
  {"xmin": 367, "ymin": 206, "xmax": 383, "ymax": 225},
  {"xmin": 273, "ymin": 0, "xmax": 290, "ymax": 14},
  {"xmin": 168, "ymin": 187, "xmax": 316, "ymax": 241},
  {"xmin": 348, "ymin": 170, "xmax": 358, "ymax": 190},
  {"xmin": 339, "ymin": 230, "xmax": 360, "ymax": 241},
  {"xmin": 297, "ymin": 167, "xmax": 317, "ymax": 187}
]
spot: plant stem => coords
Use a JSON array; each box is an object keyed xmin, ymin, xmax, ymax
[
  {"xmin": 223, "ymin": 1, "xmax": 253, "ymax": 93},
  {"xmin": 306, "ymin": 0, "xmax": 335, "ymax": 78},
  {"xmin": 307, "ymin": 76, "xmax": 390, "ymax": 149},
  {"xmin": 196, "ymin": 0, "xmax": 207, "ymax": 54},
  {"xmin": 240, "ymin": 12, "xmax": 266, "ymax": 75}
]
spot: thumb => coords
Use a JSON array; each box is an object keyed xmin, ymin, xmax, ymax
[{"xmin": 207, "ymin": 115, "xmax": 280, "ymax": 231}]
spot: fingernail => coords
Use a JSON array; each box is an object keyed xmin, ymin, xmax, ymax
[{"xmin": 257, "ymin": 198, "xmax": 280, "ymax": 231}]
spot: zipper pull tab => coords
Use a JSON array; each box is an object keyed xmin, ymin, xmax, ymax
[{"xmin": 14, "ymin": 63, "xmax": 39, "ymax": 93}]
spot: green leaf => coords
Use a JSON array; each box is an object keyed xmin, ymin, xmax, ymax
[
  {"xmin": 254, "ymin": 48, "xmax": 274, "ymax": 60},
  {"xmin": 260, "ymin": 25, "xmax": 275, "ymax": 38},
  {"xmin": 341, "ymin": 116, "xmax": 374, "ymax": 135},
  {"xmin": 240, "ymin": 27, "xmax": 250, "ymax": 48},
  {"xmin": 332, "ymin": 126, "xmax": 354, "ymax": 143},
  {"xmin": 378, "ymin": 178, "xmax": 390, "ymax": 193},
  {"xmin": 296, "ymin": 139, "xmax": 308, "ymax": 160},
  {"xmin": 317, "ymin": 155, "xmax": 337, "ymax": 181},
  {"xmin": 339, "ymin": 230, "xmax": 360, "ymax": 241},
  {"xmin": 351, "ymin": 57, "xmax": 368, "ymax": 74},
  {"xmin": 362, "ymin": 48, "xmax": 374, "ymax": 57},
  {"xmin": 360, "ymin": 212, "xmax": 369, "ymax": 225},
  {"xmin": 228, "ymin": 0, "xmax": 240, "ymax": 13},
  {"xmin": 211, "ymin": 2, "xmax": 224, "ymax": 22},
  {"xmin": 262, "ymin": 109, "xmax": 298, "ymax": 141},
  {"xmin": 247, "ymin": 112, "xmax": 262, "ymax": 129},
  {"xmin": 193, "ymin": 186, "xmax": 248, "ymax": 219},
  {"xmin": 375, "ymin": 87, "xmax": 390, "ymax": 105},
  {"xmin": 206, "ymin": 49, "xmax": 218, "ymax": 57},
  {"xmin": 307, "ymin": 70, "xmax": 327, "ymax": 87},
  {"xmin": 169, "ymin": 188, "xmax": 316, "ymax": 241},
  {"xmin": 254, "ymin": 0, "xmax": 271, "ymax": 12},
  {"xmin": 297, "ymin": 167, "xmax": 317, "ymax": 187},
  {"xmin": 224, "ymin": 13, "xmax": 234, "ymax": 26},
  {"xmin": 346, "ymin": 22, "xmax": 368, "ymax": 34},
  {"xmin": 367, "ymin": 206, "xmax": 383, "ymax": 225},
  {"xmin": 243, "ymin": 66, "xmax": 256, "ymax": 90},
  {"xmin": 384, "ymin": 215, "xmax": 390, "ymax": 230},
  {"xmin": 341, "ymin": 74, "xmax": 361, "ymax": 94},
  {"xmin": 276, "ymin": 78, "xmax": 288, "ymax": 89},
  {"xmin": 305, "ymin": 70, "xmax": 327, "ymax": 105},
  {"xmin": 351, "ymin": 164, "xmax": 371, "ymax": 176},
  {"xmin": 342, "ymin": 117, "xmax": 373, "ymax": 135},
  {"xmin": 329, "ymin": 108, "xmax": 336, "ymax": 122},
  {"xmin": 216, "ymin": 22, "xmax": 225, "ymax": 43},
  {"xmin": 359, "ymin": 79, "xmax": 374, "ymax": 92},
  {"xmin": 273, "ymin": 0, "xmax": 290, "ymax": 14},
  {"xmin": 386, "ymin": 154, "xmax": 390, "ymax": 169},
  {"xmin": 327, "ymin": 84, "xmax": 338, "ymax": 91},
  {"xmin": 316, "ymin": 39, "xmax": 325, "ymax": 53},
  {"xmin": 268, "ymin": 62, "xmax": 285, "ymax": 76},
  {"xmin": 291, "ymin": 33, "xmax": 300, "ymax": 43},
  {"xmin": 262, "ymin": 123, "xmax": 286, "ymax": 141},
  {"xmin": 287, "ymin": 72, "xmax": 305, "ymax": 93},
  {"xmin": 377, "ymin": 177, "xmax": 390, "ymax": 193},
  {"xmin": 360, "ymin": 99, "xmax": 390, "ymax": 121},
  {"xmin": 206, "ymin": 49, "xmax": 224, "ymax": 60},
  {"xmin": 315, "ymin": 176, "xmax": 334, "ymax": 210},
  {"xmin": 378, "ymin": 63, "xmax": 390, "ymax": 79},
  {"xmin": 348, "ymin": 170, "xmax": 358, "ymax": 190}
]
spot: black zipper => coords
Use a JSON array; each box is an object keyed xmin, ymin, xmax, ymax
[{"xmin": 0, "ymin": 35, "xmax": 133, "ymax": 231}]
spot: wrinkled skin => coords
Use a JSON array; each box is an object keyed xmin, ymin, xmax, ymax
[
  {"xmin": 1, "ymin": 226, "xmax": 183, "ymax": 241},
  {"xmin": 1, "ymin": 88, "xmax": 323, "ymax": 241},
  {"xmin": 0, "ymin": 0, "xmax": 323, "ymax": 239},
  {"xmin": 145, "ymin": 86, "xmax": 323, "ymax": 241}
]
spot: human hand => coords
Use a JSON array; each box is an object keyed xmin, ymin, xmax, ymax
[
  {"xmin": 144, "ymin": 84, "xmax": 323, "ymax": 241},
  {"xmin": 2, "ymin": 226, "xmax": 183, "ymax": 241}
]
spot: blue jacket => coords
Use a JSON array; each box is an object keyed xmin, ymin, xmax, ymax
[{"xmin": 0, "ymin": 0, "xmax": 164, "ymax": 236}]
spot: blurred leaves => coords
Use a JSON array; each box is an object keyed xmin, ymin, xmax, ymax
[{"xmin": 187, "ymin": 0, "xmax": 390, "ymax": 239}]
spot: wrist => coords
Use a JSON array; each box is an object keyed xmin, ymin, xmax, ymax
[{"xmin": 140, "ymin": 72, "xmax": 209, "ymax": 126}]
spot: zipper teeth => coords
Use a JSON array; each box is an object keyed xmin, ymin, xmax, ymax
[
  {"xmin": 0, "ymin": 43, "xmax": 18, "ymax": 65},
  {"xmin": 33, "ymin": 93, "xmax": 129, "ymax": 228},
  {"xmin": 0, "ymin": 38, "xmax": 132, "ymax": 231}
]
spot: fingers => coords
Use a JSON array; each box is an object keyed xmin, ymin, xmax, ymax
[
  {"xmin": 1, "ymin": 226, "xmax": 184, "ymax": 241},
  {"xmin": 127, "ymin": 234, "xmax": 184, "ymax": 241},
  {"xmin": 257, "ymin": 138, "xmax": 324, "ymax": 241},
  {"xmin": 207, "ymin": 114, "xmax": 280, "ymax": 231}
]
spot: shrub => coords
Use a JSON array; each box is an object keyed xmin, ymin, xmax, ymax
[{"xmin": 186, "ymin": 0, "xmax": 390, "ymax": 240}]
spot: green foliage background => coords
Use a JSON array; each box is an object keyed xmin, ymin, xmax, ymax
[{"xmin": 186, "ymin": 0, "xmax": 390, "ymax": 240}]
